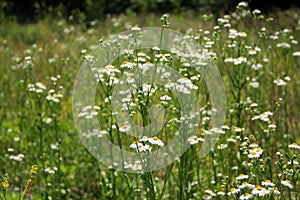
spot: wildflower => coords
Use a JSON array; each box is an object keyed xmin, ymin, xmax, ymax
[
  {"xmin": 50, "ymin": 143, "xmax": 59, "ymax": 150},
  {"xmin": 248, "ymin": 50, "xmax": 257, "ymax": 55},
  {"xmin": 240, "ymin": 192, "xmax": 253, "ymax": 200},
  {"xmin": 252, "ymin": 185, "xmax": 269, "ymax": 196},
  {"xmin": 131, "ymin": 25, "xmax": 141, "ymax": 31},
  {"xmin": 119, "ymin": 124, "xmax": 131, "ymax": 133},
  {"xmin": 250, "ymin": 103, "xmax": 258, "ymax": 107},
  {"xmin": 187, "ymin": 135, "xmax": 199, "ymax": 145},
  {"xmin": 152, "ymin": 46, "xmax": 160, "ymax": 51},
  {"xmin": 238, "ymin": 32, "xmax": 247, "ymax": 37},
  {"xmin": 130, "ymin": 141, "xmax": 142, "ymax": 149},
  {"xmin": 248, "ymin": 147, "xmax": 263, "ymax": 159},
  {"xmin": 274, "ymin": 79, "xmax": 287, "ymax": 86},
  {"xmin": 132, "ymin": 160, "xmax": 142, "ymax": 171},
  {"xmin": 249, "ymin": 81, "xmax": 259, "ymax": 88},
  {"xmin": 217, "ymin": 144, "xmax": 228, "ymax": 150},
  {"xmin": 1, "ymin": 173, "xmax": 9, "ymax": 190},
  {"xmin": 217, "ymin": 191, "xmax": 226, "ymax": 196},
  {"xmin": 20, "ymin": 165, "xmax": 38, "ymax": 200},
  {"xmin": 238, "ymin": 2, "xmax": 248, "ymax": 7},
  {"xmin": 271, "ymin": 187, "xmax": 280, "ymax": 195},
  {"xmin": 148, "ymin": 136, "xmax": 164, "ymax": 147},
  {"xmin": 9, "ymin": 154, "xmax": 24, "ymax": 162},
  {"xmin": 227, "ymin": 187, "xmax": 240, "ymax": 195},
  {"xmin": 118, "ymin": 34, "xmax": 129, "ymax": 40},
  {"xmin": 239, "ymin": 182, "xmax": 255, "ymax": 189},
  {"xmin": 281, "ymin": 180, "xmax": 293, "ymax": 189},
  {"xmin": 262, "ymin": 180, "xmax": 275, "ymax": 187},
  {"xmin": 45, "ymin": 167, "xmax": 55, "ymax": 174},
  {"xmin": 139, "ymin": 136, "xmax": 149, "ymax": 142},
  {"xmin": 160, "ymin": 14, "xmax": 170, "ymax": 28},
  {"xmin": 288, "ymin": 143, "xmax": 300, "ymax": 149},
  {"xmin": 268, "ymin": 123, "xmax": 276, "ymax": 129},
  {"xmin": 138, "ymin": 144, "xmax": 151, "ymax": 152},
  {"xmin": 293, "ymin": 51, "xmax": 300, "ymax": 56},
  {"xmin": 205, "ymin": 189, "xmax": 216, "ymax": 197},
  {"xmin": 252, "ymin": 9, "xmax": 261, "ymax": 14},
  {"xmin": 160, "ymin": 95, "xmax": 172, "ymax": 101},
  {"xmin": 287, "ymin": 160, "xmax": 299, "ymax": 165},
  {"xmin": 224, "ymin": 57, "xmax": 234, "ymax": 63},
  {"xmin": 43, "ymin": 117, "xmax": 53, "ymax": 124},
  {"xmin": 236, "ymin": 174, "xmax": 249, "ymax": 180},
  {"xmin": 221, "ymin": 125, "xmax": 230, "ymax": 130}
]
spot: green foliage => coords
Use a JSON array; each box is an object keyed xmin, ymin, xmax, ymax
[{"xmin": 0, "ymin": 4, "xmax": 299, "ymax": 200}]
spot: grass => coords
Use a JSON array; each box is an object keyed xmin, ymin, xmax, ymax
[{"xmin": 0, "ymin": 3, "xmax": 299, "ymax": 200}]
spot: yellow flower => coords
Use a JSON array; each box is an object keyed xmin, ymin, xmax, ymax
[{"xmin": 2, "ymin": 173, "xmax": 9, "ymax": 190}]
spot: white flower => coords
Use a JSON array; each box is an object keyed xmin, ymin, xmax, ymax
[
  {"xmin": 187, "ymin": 135, "xmax": 199, "ymax": 145},
  {"xmin": 148, "ymin": 136, "xmax": 164, "ymax": 147},
  {"xmin": 274, "ymin": 79, "xmax": 287, "ymax": 86},
  {"xmin": 239, "ymin": 182, "xmax": 255, "ymax": 189},
  {"xmin": 252, "ymin": 9, "xmax": 261, "ymax": 14},
  {"xmin": 281, "ymin": 180, "xmax": 293, "ymax": 189},
  {"xmin": 248, "ymin": 50, "xmax": 257, "ymax": 55},
  {"xmin": 261, "ymin": 180, "xmax": 275, "ymax": 187},
  {"xmin": 240, "ymin": 193, "xmax": 253, "ymax": 200},
  {"xmin": 271, "ymin": 187, "xmax": 280, "ymax": 195},
  {"xmin": 130, "ymin": 141, "xmax": 143, "ymax": 149},
  {"xmin": 36, "ymin": 82, "xmax": 46, "ymax": 90},
  {"xmin": 249, "ymin": 81, "xmax": 259, "ymax": 88},
  {"xmin": 139, "ymin": 136, "xmax": 149, "ymax": 142},
  {"xmin": 217, "ymin": 144, "xmax": 228, "ymax": 150},
  {"xmin": 293, "ymin": 51, "xmax": 300, "ymax": 56},
  {"xmin": 227, "ymin": 187, "xmax": 240, "ymax": 195},
  {"xmin": 132, "ymin": 160, "xmax": 143, "ymax": 171},
  {"xmin": 236, "ymin": 174, "xmax": 249, "ymax": 180},
  {"xmin": 252, "ymin": 185, "xmax": 269, "ymax": 196},
  {"xmin": 160, "ymin": 95, "xmax": 172, "ymax": 101},
  {"xmin": 276, "ymin": 42, "xmax": 291, "ymax": 48},
  {"xmin": 238, "ymin": 2, "xmax": 248, "ymax": 7},
  {"xmin": 288, "ymin": 143, "xmax": 300, "ymax": 149},
  {"xmin": 50, "ymin": 143, "xmax": 59, "ymax": 150},
  {"xmin": 43, "ymin": 117, "xmax": 53, "ymax": 124},
  {"xmin": 138, "ymin": 144, "xmax": 151, "ymax": 152},
  {"xmin": 268, "ymin": 123, "xmax": 276, "ymax": 129},
  {"xmin": 9, "ymin": 154, "xmax": 24, "ymax": 162},
  {"xmin": 238, "ymin": 32, "xmax": 247, "ymax": 37},
  {"xmin": 45, "ymin": 167, "xmax": 55, "ymax": 174},
  {"xmin": 248, "ymin": 148, "xmax": 263, "ymax": 159},
  {"xmin": 131, "ymin": 25, "xmax": 141, "ymax": 31},
  {"xmin": 251, "ymin": 63, "xmax": 263, "ymax": 70},
  {"xmin": 119, "ymin": 124, "xmax": 131, "ymax": 133}
]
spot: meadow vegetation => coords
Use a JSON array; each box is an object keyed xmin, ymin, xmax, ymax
[{"xmin": 0, "ymin": 2, "xmax": 299, "ymax": 199}]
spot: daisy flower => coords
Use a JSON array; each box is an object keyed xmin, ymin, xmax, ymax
[
  {"xmin": 288, "ymin": 143, "xmax": 300, "ymax": 149},
  {"xmin": 240, "ymin": 193, "xmax": 253, "ymax": 200},
  {"xmin": 261, "ymin": 180, "xmax": 275, "ymax": 187},
  {"xmin": 281, "ymin": 180, "xmax": 293, "ymax": 189},
  {"xmin": 252, "ymin": 185, "xmax": 269, "ymax": 197},
  {"xmin": 236, "ymin": 174, "xmax": 249, "ymax": 181},
  {"xmin": 148, "ymin": 136, "xmax": 164, "ymax": 147}
]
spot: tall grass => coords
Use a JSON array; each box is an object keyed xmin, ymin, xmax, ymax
[{"xmin": 0, "ymin": 3, "xmax": 299, "ymax": 199}]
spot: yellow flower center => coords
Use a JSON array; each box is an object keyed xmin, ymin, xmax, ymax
[
  {"xmin": 256, "ymin": 185, "xmax": 263, "ymax": 190},
  {"xmin": 153, "ymin": 136, "xmax": 158, "ymax": 140}
]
